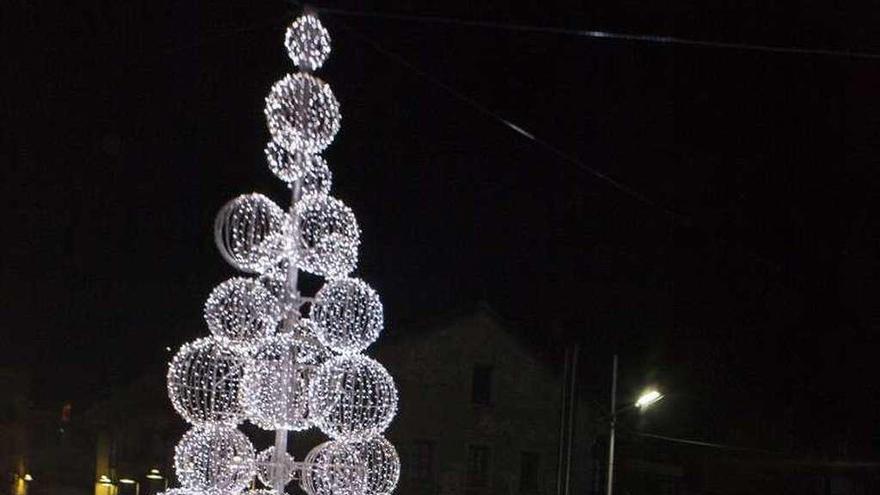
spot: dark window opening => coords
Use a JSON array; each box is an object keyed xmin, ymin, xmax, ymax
[
  {"xmin": 519, "ymin": 451, "xmax": 540, "ymax": 492},
  {"xmin": 471, "ymin": 365, "xmax": 493, "ymax": 405},
  {"xmin": 466, "ymin": 445, "xmax": 490, "ymax": 488}
]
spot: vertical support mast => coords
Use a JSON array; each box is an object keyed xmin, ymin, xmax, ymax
[
  {"xmin": 272, "ymin": 5, "xmax": 313, "ymax": 487},
  {"xmin": 272, "ymin": 177, "xmax": 302, "ymax": 490}
]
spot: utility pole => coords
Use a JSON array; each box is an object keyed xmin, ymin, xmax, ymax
[{"xmin": 606, "ymin": 354, "xmax": 618, "ymax": 495}]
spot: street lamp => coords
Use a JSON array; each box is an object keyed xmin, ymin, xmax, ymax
[
  {"xmin": 119, "ymin": 478, "xmax": 140, "ymax": 495},
  {"xmin": 145, "ymin": 468, "xmax": 168, "ymax": 490},
  {"xmin": 605, "ymin": 355, "xmax": 664, "ymax": 495}
]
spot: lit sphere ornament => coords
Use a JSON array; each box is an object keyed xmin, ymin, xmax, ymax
[
  {"xmin": 256, "ymin": 446, "xmax": 295, "ymax": 489},
  {"xmin": 204, "ymin": 277, "xmax": 281, "ymax": 350},
  {"xmin": 301, "ymin": 441, "xmax": 367, "ymax": 495},
  {"xmin": 242, "ymin": 321, "xmax": 330, "ymax": 431},
  {"xmin": 167, "ymin": 337, "xmax": 247, "ymax": 425},
  {"xmin": 173, "ymin": 423, "xmax": 256, "ymax": 493},
  {"xmin": 265, "ymin": 139, "xmax": 308, "ymax": 183},
  {"xmin": 264, "ymin": 142, "xmax": 333, "ymax": 196},
  {"xmin": 300, "ymin": 232, "xmax": 359, "ymax": 279},
  {"xmin": 310, "ymin": 354, "xmax": 398, "ymax": 442},
  {"xmin": 259, "ymin": 257, "xmax": 304, "ymax": 318},
  {"xmin": 285, "ymin": 14, "xmax": 331, "ymax": 71},
  {"xmin": 215, "ymin": 193, "xmax": 289, "ymax": 273},
  {"xmin": 311, "ymin": 278, "xmax": 382, "ymax": 354},
  {"xmin": 265, "ymin": 73, "xmax": 341, "ymax": 154},
  {"xmin": 295, "ymin": 195, "xmax": 359, "ymax": 278},
  {"xmin": 300, "ymin": 154, "xmax": 333, "ymax": 197},
  {"xmin": 355, "ymin": 436, "xmax": 400, "ymax": 495}
]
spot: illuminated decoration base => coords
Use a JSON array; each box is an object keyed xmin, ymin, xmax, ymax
[{"xmin": 161, "ymin": 10, "xmax": 399, "ymax": 495}]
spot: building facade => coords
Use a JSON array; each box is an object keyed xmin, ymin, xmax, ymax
[{"xmin": 375, "ymin": 305, "xmax": 591, "ymax": 495}]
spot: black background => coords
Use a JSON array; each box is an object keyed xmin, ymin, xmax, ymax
[{"xmin": 3, "ymin": 0, "xmax": 879, "ymax": 459}]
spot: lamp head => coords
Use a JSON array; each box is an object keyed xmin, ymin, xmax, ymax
[{"xmin": 635, "ymin": 389, "xmax": 663, "ymax": 409}]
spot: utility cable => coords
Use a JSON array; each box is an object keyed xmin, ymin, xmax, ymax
[
  {"xmin": 333, "ymin": 18, "xmax": 789, "ymax": 274},
  {"xmin": 624, "ymin": 430, "xmax": 880, "ymax": 467},
  {"xmin": 316, "ymin": 5, "xmax": 880, "ymax": 61}
]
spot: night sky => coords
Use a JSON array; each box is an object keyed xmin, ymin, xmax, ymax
[{"xmin": 4, "ymin": 1, "xmax": 879, "ymax": 460}]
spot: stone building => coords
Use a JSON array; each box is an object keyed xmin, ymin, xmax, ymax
[{"xmin": 375, "ymin": 304, "xmax": 590, "ymax": 495}]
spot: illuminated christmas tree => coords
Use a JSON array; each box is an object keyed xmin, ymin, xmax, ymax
[{"xmin": 163, "ymin": 12, "xmax": 400, "ymax": 495}]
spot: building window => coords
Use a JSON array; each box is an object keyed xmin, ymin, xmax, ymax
[
  {"xmin": 410, "ymin": 440, "xmax": 435, "ymax": 482},
  {"xmin": 471, "ymin": 365, "xmax": 493, "ymax": 405},
  {"xmin": 466, "ymin": 445, "xmax": 490, "ymax": 488},
  {"xmin": 519, "ymin": 451, "xmax": 540, "ymax": 492}
]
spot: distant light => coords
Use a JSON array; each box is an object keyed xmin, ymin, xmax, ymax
[
  {"xmin": 119, "ymin": 478, "xmax": 136, "ymax": 484},
  {"xmin": 635, "ymin": 390, "xmax": 663, "ymax": 409},
  {"xmin": 98, "ymin": 475, "xmax": 113, "ymax": 485},
  {"xmin": 23, "ymin": 474, "xmax": 33, "ymax": 482},
  {"xmin": 145, "ymin": 468, "xmax": 163, "ymax": 480},
  {"xmin": 165, "ymin": 346, "xmax": 171, "ymax": 352}
]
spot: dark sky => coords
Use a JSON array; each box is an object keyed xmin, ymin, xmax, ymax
[{"xmin": 3, "ymin": 0, "xmax": 879, "ymax": 459}]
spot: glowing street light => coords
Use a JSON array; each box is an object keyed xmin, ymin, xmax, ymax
[
  {"xmin": 23, "ymin": 474, "xmax": 33, "ymax": 482},
  {"xmin": 605, "ymin": 356, "xmax": 665, "ymax": 495},
  {"xmin": 635, "ymin": 390, "xmax": 663, "ymax": 409}
]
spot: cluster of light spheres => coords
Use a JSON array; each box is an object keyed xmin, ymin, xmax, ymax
[
  {"xmin": 312, "ymin": 278, "xmax": 383, "ymax": 354},
  {"xmin": 166, "ymin": 13, "xmax": 399, "ymax": 495},
  {"xmin": 174, "ymin": 423, "xmax": 256, "ymax": 493},
  {"xmin": 242, "ymin": 321, "xmax": 329, "ymax": 431},
  {"xmin": 204, "ymin": 277, "xmax": 281, "ymax": 350},
  {"xmin": 310, "ymin": 355, "xmax": 398, "ymax": 442}
]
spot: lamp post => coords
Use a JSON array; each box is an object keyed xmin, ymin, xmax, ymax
[{"xmin": 605, "ymin": 354, "xmax": 664, "ymax": 495}]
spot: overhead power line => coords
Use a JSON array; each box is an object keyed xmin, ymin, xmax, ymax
[
  {"xmin": 315, "ymin": 5, "xmax": 880, "ymax": 61},
  {"xmin": 334, "ymin": 18, "xmax": 680, "ymax": 221},
  {"xmin": 330, "ymin": 17, "xmax": 788, "ymax": 275},
  {"xmin": 626, "ymin": 430, "xmax": 880, "ymax": 468}
]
